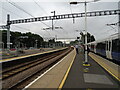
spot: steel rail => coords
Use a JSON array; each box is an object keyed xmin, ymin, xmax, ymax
[
  {"xmin": 2, "ymin": 47, "xmax": 72, "ymax": 89},
  {"xmin": 2, "ymin": 49, "xmax": 66, "ymax": 80}
]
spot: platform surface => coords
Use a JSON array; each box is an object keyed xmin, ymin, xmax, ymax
[
  {"xmin": 25, "ymin": 48, "xmax": 120, "ymax": 89},
  {"xmin": 25, "ymin": 48, "xmax": 76, "ymax": 89},
  {"xmin": 62, "ymin": 51, "xmax": 120, "ymax": 89}
]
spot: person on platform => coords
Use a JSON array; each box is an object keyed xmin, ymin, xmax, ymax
[{"xmin": 75, "ymin": 44, "xmax": 79, "ymax": 54}]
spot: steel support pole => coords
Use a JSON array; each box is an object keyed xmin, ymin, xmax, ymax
[
  {"xmin": 84, "ymin": 2, "xmax": 88, "ymax": 63},
  {"xmin": 7, "ymin": 14, "xmax": 10, "ymax": 51},
  {"xmin": 52, "ymin": 19, "xmax": 54, "ymax": 30},
  {"xmin": 118, "ymin": 1, "xmax": 120, "ymax": 35},
  {"xmin": 51, "ymin": 11, "xmax": 55, "ymax": 30}
]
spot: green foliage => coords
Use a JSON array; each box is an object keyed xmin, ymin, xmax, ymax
[
  {"xmin": 70, "ymin": 32, "xmax": 95, "ymax": 45},
  {"xmin": 2, "ymin": 30, "xmax": 7, "ymax": 48},
  {"xmin": 80, "ymin": 32, "xmax": 95, "ymax": 44},
  {"xmin": 1, "ymin": 30, "xmax": 64, "ymax": 48},
  {"xmin": 48, "ymin": 38, "xmax": 55, "ymax": 43},
  {"xmin": 70, "ymin": 40, "xmax": 79, "ymax": 45},
  {"xmin": 1, "ymin": 30, "xmax": 44, "ymax": 48}
]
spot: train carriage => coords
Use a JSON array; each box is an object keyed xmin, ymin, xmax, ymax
[
  {"xmin": 110, "ymin": 34, "xmax": 120, "ymax": 63},
  {"xmin": 88, "ymin": 33, "xmax": 120, "ymax": 65}
]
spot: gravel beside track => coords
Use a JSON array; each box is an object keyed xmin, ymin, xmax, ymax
[
  {"xmin": 2, "ymin": 48, "xmax": 55, "ymax": 60},
  {"xmin": 2, "ymin": 47, "xmax": 73, "ymax": 89}
]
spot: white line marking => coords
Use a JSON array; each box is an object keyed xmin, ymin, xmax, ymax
[{"xmin": 23, "ymin": 50, "xmax": 71, "ymax": 90}]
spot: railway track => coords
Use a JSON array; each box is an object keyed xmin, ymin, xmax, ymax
[{"xmin": 1, "ymin": 47, "xmax": 73, "ymax": 89}]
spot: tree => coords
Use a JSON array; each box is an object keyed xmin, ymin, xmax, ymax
[
  {"xmin": 70, "ymin": 40, "xmax": 79, "ymax": 45},
  {"xmin": 48, "ymin": 39, "xmax": 55, "ymax": 43},
  {"xmin": 2, "ymin": 30, "xmax": 7, "ymax": 48},
  {"xmin": 25, "ymin": 32, "xmax": 44, "ymax": 48},
  {"xmin": 1, "ymin": 30, "xmax": 44, "ymax": 48},
  {"xmin": 80, "ymin": 32, "xmax": 95, "ymax": 44}
]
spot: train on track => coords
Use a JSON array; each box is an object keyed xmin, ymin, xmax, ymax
[{"xmin": 87, "ymin": 33, "xmax": 120, "ymax": 65}]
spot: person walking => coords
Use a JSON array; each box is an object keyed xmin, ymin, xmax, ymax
[{"xmin": 75, "ymin": 44, "xmax": 79, "ymax": 54}]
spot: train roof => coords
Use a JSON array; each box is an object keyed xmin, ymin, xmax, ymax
[
  {"xmin": 109, "ymin": 33, "xmax": 119, "ymax": 39},
  {"xmin": 87, "ymin": 33, "xmax": 119, "ymax": 44},
  {"xmin": 104, "ymin": 33, "xmax": 119, "ymax": 40}
]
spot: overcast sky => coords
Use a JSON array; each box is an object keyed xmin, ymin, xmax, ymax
[{"xmin": 0, "ymin": 0, "xmax": 120, "ymax": 43}]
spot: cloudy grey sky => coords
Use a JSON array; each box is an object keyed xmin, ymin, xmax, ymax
[{"xmin": 0, "ymin": 0, "xmax": 120, "ymax": 43}]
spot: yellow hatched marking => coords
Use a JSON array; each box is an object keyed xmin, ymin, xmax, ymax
[{"xmin": 83, "ymin": 64, "xmax": 91, "ymax": 67}]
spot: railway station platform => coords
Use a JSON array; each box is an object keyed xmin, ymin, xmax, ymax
[
  {"xmin": 62, "ymin": 52, "xmax": 119, "ymax": 89},
  {"xmin": 24, "ymin": 48, "xmax": 120, "ymax": 89}
]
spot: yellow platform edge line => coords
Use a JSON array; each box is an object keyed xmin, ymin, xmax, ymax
[
  {"xmin": 89, "ymin": 53, "xmax": 120, "ymax": 82},
  {"xmin": 0, "ymin": 47, "xmax": 68, "ymax": 62},
  {"xmin": 58, "ymin": 51, "xmax": 76, "ymax": 90}
]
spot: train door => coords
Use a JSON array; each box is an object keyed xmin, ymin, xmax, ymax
[
  {"xmin": 109, "ymin": 40, "xmax": 112, "ymax": 59},
  {"xmin": 106, "ymin": 40, "xmax": 112, "ymax": 59},
  {"xmin": 106, "ymin": 41, "xmax": 108, "ymax": 58},
  {"xmin": 94, "ymin": 43, "xmax": 97, "ymax": 53}
]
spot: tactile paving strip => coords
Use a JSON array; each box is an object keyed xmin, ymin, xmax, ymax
[{"xmin": 84, "ymin": 73, "xmax": 113, "ymax": 85}]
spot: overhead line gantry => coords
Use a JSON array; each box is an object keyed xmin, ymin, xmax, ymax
[
  {"xmin": 8, "ymin": 9, "xmax": 120, "ymax": 25},
  {"xmin": 0, "ymin": 9, "xmax": 119, "ymax": 51}
]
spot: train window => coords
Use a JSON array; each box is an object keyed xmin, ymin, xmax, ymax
[
  {"xmin": 118, "ymin": 39, "xmax": 120, "ymax": 52},
  {"xmin": 102, "ymin": 41, "xmax": 106, "ymax": 50},
  {"xmin": 96, "ymin": 42, "xmax": 106, "ymax": 50},
  {"xmin": 109, "ymin": 41, "xmax": 111, "ymax": 51},
  {"xmin": 112, "ymin": 39, "xmax": 119, "ymax": 52}
]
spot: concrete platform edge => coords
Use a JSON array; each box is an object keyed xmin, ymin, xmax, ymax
[
  {"xmin": 89, "ymin": 52, "xmax": 120, "ymax": 82},
  {"xmin": 24, "ymin": 48, "xmax": 76, "ymax": 89}
]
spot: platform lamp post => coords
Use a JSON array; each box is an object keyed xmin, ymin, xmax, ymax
[{"xmin": 70, "ymin": 0, "xmax": 100, "ymax": 66}]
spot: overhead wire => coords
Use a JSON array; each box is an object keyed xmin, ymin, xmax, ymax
[
  {"xmin": 1, "ymin": 19, "xmax": 29, "ymax": 32},
  {"xmin": 33, "ymin": 0, "xmax": 71, "ymax": 40},
  {"xmin": 94, "ymin": 16, "xmax": 118, "ymax": 35},
  {"xmin": 5, "ymin": 0, "xmax": 53, "ymax": 38},
  {"xmin": 2, "ymin": 7, "xmax": 23, "ymax": 18},
  {"xmin": 33, "ymin": 1, "xmax": 62, "ymax": 39},
  {"xmin": 32, "ymin": 0, "xmax": 53, "ymax": 37},
  {"xmin": 6, "ymin": 0, "xmax": 51, "ymax": 28},
  {"xmin": 33, "ymin": 0, "xmax": 60, "ymax": 29},
  {"xmin": 2, "ymin": 5, "xmax": 31, "ymax": 31},
  {"xmin": 33, "ymin": 0, "xmax": 48, "ymax": 15},
  {"xmin": 13, "ymin": 25, "xmax": 30, "ymax": 31},
  {"xmin": 69, "ymin": 2, "xmax": 77, "ymax": 39},
  {"xmin": 0, "ymin": 19, "xmax": 30, "ymax": 31},
  {"xmin": 33, "ymin": 0, "xmax": 56, "ymax": 38},
  {"xmin": 7, "ymin": 0, "xmax": 34, "ymax": 17}
]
